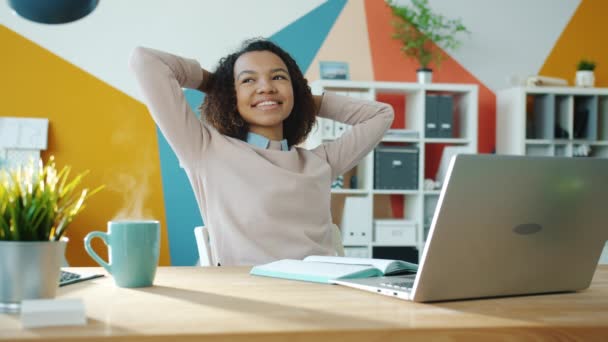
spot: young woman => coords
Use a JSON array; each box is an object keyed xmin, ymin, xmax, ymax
[{"xmin": 130, "ymin": 39, "xmax": 393, "ymax": 266}]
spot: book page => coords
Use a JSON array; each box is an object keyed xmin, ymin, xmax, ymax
[
  {"xmin": 304, "ymin": 256, "xmax": 418, "ymax": 274},
  {"xmin": 250, "ymin": 259, "xmax": 379, "ymax": 283},
  {"xmin": 303, "ymin": 256, "xmax": 395, "ymax": 273}
]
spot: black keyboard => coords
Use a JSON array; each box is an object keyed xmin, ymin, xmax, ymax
[{"xmin": 59, "ymin": 270, "xmax": 104, "ymax": 287}]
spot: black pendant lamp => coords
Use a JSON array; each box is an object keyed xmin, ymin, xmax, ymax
[{"xmin": 8, "ymin": 0, "xmax": 99, "ymax": 24}]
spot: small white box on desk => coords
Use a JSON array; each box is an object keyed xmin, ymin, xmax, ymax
[
  {"xmin": 20, "ymin": 298, "xmax": 86, "ymax": 328},
  {"xmin": 374, "ymin": 219, "xmax": 417, "ymax": 245}
]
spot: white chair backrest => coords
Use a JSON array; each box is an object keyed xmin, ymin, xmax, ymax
[
  {"xmin": 193, "ymin": 223, "xmax": 344, "ymax": 266},
  {"xmin": 331, "ymin": 223, "xmax": 345, "ymax": 257},
  {"xmin": 194, "ymin": 226, "xmax": 215, "ymax": 267}
]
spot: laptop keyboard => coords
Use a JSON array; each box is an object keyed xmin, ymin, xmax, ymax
[
  {"xmin": 59, "ymin": 270, "xmax": 104, "ymax": 287},
  {"xmin": 380, "ymin": 276, "xmax": 415, "ymax": 291},
  {"xmin": 60, "ymin": 271, "xmax": 81, "ymax": 283}
]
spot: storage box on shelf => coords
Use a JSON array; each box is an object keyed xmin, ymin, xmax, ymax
[
  {"xmin": 374, "ymin": 145, "xmax": 419, "ymax": 190},
  {"xmin": 497, "ymin": 86, "xmax": 608, "ymax": 158},
  {"xmin": 305, "ymin": 80, "xmax": 478, "ymax": 262},
  {"xmin": 374, "ymin": 219, "xmax": 417, "ymax": 245}
]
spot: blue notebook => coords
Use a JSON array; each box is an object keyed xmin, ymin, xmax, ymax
[{"xmin": 250, "ymin": 256, "xmax": 418, "ymax": 284}]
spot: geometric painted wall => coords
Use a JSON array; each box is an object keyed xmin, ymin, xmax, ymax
[
  {"xmin": 1, "ymin": 0, "xmax": 595, "ymax": 265},
  {"xmin": 540, "ymin": 0, "xmax": 608, "ymax": 86},
  {"xmin": 0, "ymin": 25, "xmax": 170, "ymax": 266}
]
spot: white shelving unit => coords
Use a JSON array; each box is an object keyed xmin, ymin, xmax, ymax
[
  {"xmin": 497, "ymin": 86, "xmax": 608, "ymax": 158},
  {"xmin": 305, "ymin": 80, "xmax": 478, "ymax": 262}
]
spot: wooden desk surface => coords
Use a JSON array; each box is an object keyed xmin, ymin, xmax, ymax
[{"xmin": 1, "ymin": 266, "xmax": 608, "ymax": 342}]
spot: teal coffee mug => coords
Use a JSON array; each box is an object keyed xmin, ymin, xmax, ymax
[{"xmin": 84, "ymin": 220, "xmax": 160, "ymax": 288}]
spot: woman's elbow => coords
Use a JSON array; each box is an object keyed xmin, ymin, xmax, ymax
[
  {"xmin": 129, "ymin": 46, "xmax": 153, "ymax": 72},
  {"xmin": 380, "ymin": 103, "xmax": 395, "ymax": 128}
]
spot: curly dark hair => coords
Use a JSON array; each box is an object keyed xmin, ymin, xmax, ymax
[{"xmin": 199, "ymin": 38, "xmax": 316, "ymax": 147}]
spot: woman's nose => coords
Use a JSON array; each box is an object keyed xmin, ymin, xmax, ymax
[{"xmin": 256, "ymin": 78, "xmax": 276, "ymax": 93}]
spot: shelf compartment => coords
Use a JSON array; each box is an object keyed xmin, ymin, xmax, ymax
[
  {"xmin": 585, "ymin": 144, "xmax": 608, "ymax": 158},
  {"xmin": 373, "ymin": 219, "xmax": 417, "ymax": 245},
  {"xmin": 423, "ymin": 193, "xmax": 439, "ymax": 243},
  {"xmin": 599, "ymin": 96, "xmax": 608, "ymax": 140},
  {"xmin": 525, "ymin": 144, "xmax": 552, "ymax": 156},
  {"xmin": 554, "ymin": 143, "xmax": 570, "ymax": 157},
  {"xmin": 372, "ymin": 246, "xmax": 419, "ymax": 264},
  {"xmin": 333, "ymin": 153, "xmax": 373, "ymax": 193},
  {"xmin": 573, "ymin": 95, "xmax": 598, "ymax": 140},
  {"xmin": 373, "ymin": 143, "xmax": 419, "ymax": 191},
  {"xmin": 424, "ymin": 143, "xmax": 474, "ymax": 185},
  {"xmin": 555, "ymin": 95, "xmax": 572, "ymax": 139},
  {"xmin": 332, "ymin": 194, "xmax": 372, "ymax": 246},
  {"xmin": 373, "ymin": 193, "xmax": 420, "ymax": 221},
  {"xmin": 424, "ymin": 90, "xmax": 471, "ymax": 140},
  {"xmin": 593, "ymin": 146, "xmax": 608, "ymax": 158},
  {"xmin": 343, "ymin": 246, "xmax": 370, "ymax": 258},
  {"xmin": 526, "ymin": 94, "xmax": 555, "ymax": 139},
  {"xmin": 332, "ymin": 157, "xmax": 370, "ymax": 191},
  {"xmin": 377, "ymin": 91, "xmax": 423, "ymax": 133}
]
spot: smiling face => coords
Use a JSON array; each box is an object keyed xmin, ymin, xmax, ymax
[{"xmin": 234, "ymin": 50, "xmax": 294, "ymax": 140}]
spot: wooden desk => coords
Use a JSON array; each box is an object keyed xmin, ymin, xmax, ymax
[{"xmin": 1, "ymin": 266, "xmax": 608, "ymax": 341}]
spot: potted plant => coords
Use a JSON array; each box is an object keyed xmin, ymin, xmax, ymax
[
  {"xmin": 0, "ymin": 157, "xmax": 102, "ymax": 312},
  {"xmin": 386, "ymin": 0, "xmax": 469, "ymax": 83},
  {"xmin": 576, "ymin": 59, "xmax": 596, "ymax": 87}
]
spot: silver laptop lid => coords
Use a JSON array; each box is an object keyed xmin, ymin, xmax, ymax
[{"xmin": 412, "ymin": 154, "xmax": 608, "ymax": 302}]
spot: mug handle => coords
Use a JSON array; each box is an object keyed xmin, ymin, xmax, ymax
[{"xmin": 84, "ymin": 231, "xmax": 111, "ymax": 273}]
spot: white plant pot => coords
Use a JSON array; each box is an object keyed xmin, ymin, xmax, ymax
[
  {"xmin": 417, "ymin": 69, "xmax": 433, "ymax": 84},
  {"xmin": 0, "ymin": 239, "xmax": 67, "ymax": 313},
  {"xmin": 575, "ymin": 70, "xmax": 595, "ymax": 87}
]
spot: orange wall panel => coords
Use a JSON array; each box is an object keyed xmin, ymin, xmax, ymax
[{"xmin": 363, "ymin": 0, "xmax": 496, "ymax": 155}]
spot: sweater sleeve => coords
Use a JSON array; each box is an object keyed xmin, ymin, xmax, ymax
[
  {"xmin": 312, "ymin": 92, "xmax": 394, "ymax": 180},
  {"xmin": 129, "ymin": 46, "xmax": 209, "ymax": 169}
]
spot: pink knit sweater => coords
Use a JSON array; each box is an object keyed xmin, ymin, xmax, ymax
[{"xmin": 130, "ymin": 47, "xmax": 394, "ymax": 265}]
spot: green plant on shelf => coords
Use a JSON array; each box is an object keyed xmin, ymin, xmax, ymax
[
  {"xmin": 386, "ymin": 0, "xmax": 469, "ymax": 70},
  {"xmin": 577, "ymin": 59, "xmax": 596, "ymax": 71}
]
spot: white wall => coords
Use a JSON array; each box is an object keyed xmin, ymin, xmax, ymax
[
  {"xmin": 0, "ymin": 0, "xmax": 325, "ymax": 101},
  {"xmin": 383, "ymin": 0, "xmax": 580, "ymax": 91}
]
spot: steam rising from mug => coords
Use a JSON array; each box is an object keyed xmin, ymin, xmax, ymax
[
  {"xmin": 111, "ymin": 172, "xmax": 153, "ymax": 221},
  {"xmin": 8, "ymin": 0, "xmax": 99, "ymax": 25},
  {"xmin": 108, "ymin": 115, "xmax": 154, "ymax": 221}
]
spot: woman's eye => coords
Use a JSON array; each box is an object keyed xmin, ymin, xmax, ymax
[
  {"xmin": 273, "ymin": 75, "xmax": 288, "ymax": 80},
  {"xmin": 242, "ymin": 78, "xmax": 254, "ymax": 84}
]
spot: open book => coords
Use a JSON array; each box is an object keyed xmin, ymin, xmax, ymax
[{"xmin": 250, "ymin": 256, "xmax": 418, "ymax": 284}]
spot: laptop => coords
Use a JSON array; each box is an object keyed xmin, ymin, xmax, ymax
[
  {"xmin": 59, "ymin": 270, "xmax": 104, "ymax": 287},
  {"xmin": 334, "ymin": 154, "xmax": 608, "ymax": 302}
]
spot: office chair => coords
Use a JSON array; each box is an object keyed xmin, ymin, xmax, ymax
[
  {"xmin": 194, "ymin": 225, "xmax": 215, "ymax": 266},
  {"xmin": 194, "ymin": 224, "xmax": 345, "ymax": 267}
]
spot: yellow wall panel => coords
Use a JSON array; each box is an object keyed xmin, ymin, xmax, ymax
[
  {"xmin": 540, "ymin": 0, "xmax": 608, "ymax": 86},
  {"xmin": 0, "ymin": 25, "xmax": 171, "ymax": 266}
]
